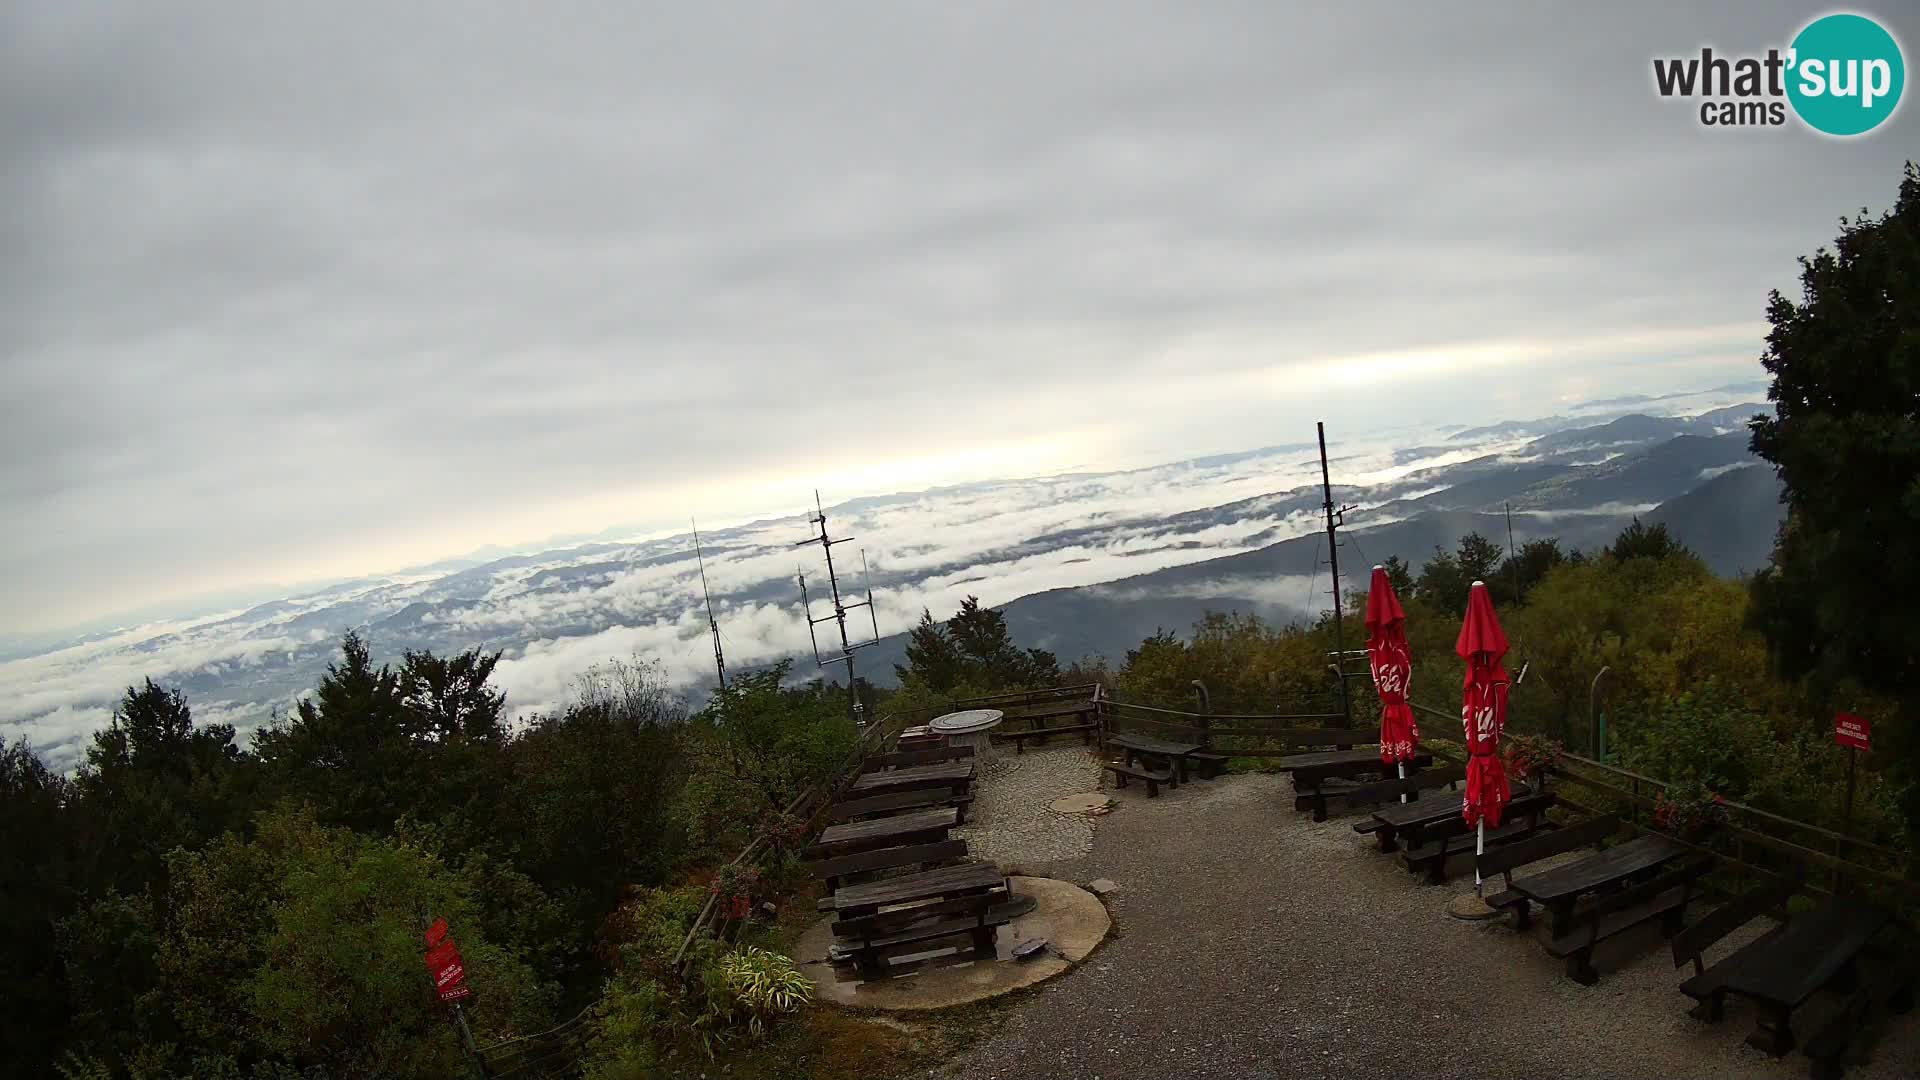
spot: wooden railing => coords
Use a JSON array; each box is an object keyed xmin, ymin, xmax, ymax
[
  {"xmin": 1406, "ymin": 699, "xmax": 1919, "ymax": 913},
  {"xmin": 668, "ymin": 712, "xmax": 898, "ymax": 972},
  {"xmin": 476, "ymin": 1004, "xmax": 596, "ymax": 1078},
  {"xmin": 1097, "ymin": 691, "xmax": 1346, "ymax": 753}
]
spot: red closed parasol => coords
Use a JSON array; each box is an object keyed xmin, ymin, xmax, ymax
[
  {"xmin": 1457, "ymin": 582, "xmax": 1511, "ymax": 893},
  {"xmin": 1365, "ymin": 566, "xmax": 1418, "ymax": 769}
]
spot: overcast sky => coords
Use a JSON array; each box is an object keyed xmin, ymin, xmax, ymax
[{"xmin": 3, "ymin": 1, "xmax": 1914, "ymax": 638}]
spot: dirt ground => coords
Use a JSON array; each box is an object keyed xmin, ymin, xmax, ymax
[{"xmin": 926, "ymin": 768, "xmax": 1920, "ymax": 1080}]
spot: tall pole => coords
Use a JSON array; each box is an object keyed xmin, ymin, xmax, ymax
[
  {"xmin": 795, "ymin": 491, "xmax": 878, "ymax": 726},
  {"xmin": 693, "ymin": 519, "xmax": 726, "ymax": 689},
  {"xmin": 1318, "ymin": 422, "xmax": 1350, "ymax": 726},
  {"xmin": 1504, "ymin": 501, "xmax": 1523, "ymax": 605}
]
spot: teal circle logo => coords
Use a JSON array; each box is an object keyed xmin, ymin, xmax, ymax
[{"xmin": 1786, "ymin": 13, "xmax": 1905, "ymax": 136}]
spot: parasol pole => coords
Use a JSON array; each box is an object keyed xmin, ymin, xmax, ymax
[{"xmin": 1475, "ymin": 820, "xmax": 1486, "ymax": 893}]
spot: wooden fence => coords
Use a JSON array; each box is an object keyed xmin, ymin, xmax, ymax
[
  {"xmin": 1404, "ymin": 700, "xmax": 1920, "ymax": 915},
  {"xmin": 668, "ymin": 711, "xmax": 898, "ymax": 972},
  {"xmin": 1098, "ymin": 692, "xmax": 1347, "ymax": 754}
]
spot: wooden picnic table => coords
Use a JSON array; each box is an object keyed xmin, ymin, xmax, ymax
[
  {"xmin": 1506, "ymin": 832, "xmax": 1688, "ymax": 937},
  {"xmin": 827, "ymin": 860, "xmax": 1006, "ymax": 917},
  {"xmin": 1718, "ymin": 895, "xmax": 1892, "ymax": 1056},
  {"xmin": 1367, "ymin": 787, "xmax": 1479, "ymax": 852},
  {"xmin": 826, "ymin": 861, "xmax": 1011, "ymax": 976},
  {"xmin": 846, "ymin": 761, "xmax": 974, "ymax": 798},
  {"xmin": 814, "ymin": 807, "xmax": 958, "ymax": 856},
  {"xmin": 1109, "ymin": 732, "xmax": 1201, "ymax": 783}
]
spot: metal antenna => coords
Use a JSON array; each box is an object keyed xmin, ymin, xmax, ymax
[
  {"xmin": 692, "ymin": 518, "xmax": 726, "ymax": 688},
  {"xmin": 793, "ymin": 490, "xmax": 881, "ymax": 725},
  {"xmin": 1318, "ymin": 422, "xmax": 1359, "ymax": 726}
]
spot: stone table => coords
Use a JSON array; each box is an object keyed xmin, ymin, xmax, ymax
[{"xmin": 930, "ymin": 708, "xmax": 1005, "ymax": 767}]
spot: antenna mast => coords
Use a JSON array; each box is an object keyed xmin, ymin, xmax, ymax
[
  {"xmin": 794, "ymin": 491, "xmax": 882, "ymax": 725},
  {"xmin": 692, "ymin": 519, "xmax": 726, "ymax": 689},
  {"xmin": 1318, "ymin": 422, "xmax": 1358, "ymax": 726}
]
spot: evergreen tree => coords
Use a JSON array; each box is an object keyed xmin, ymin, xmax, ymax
[
  {"xmin": 252, "ymin": 631, "xmax": 412, "ymax": 835},
  {"xmin": 1748, "ymin": 161, "xmax": 1920, "ymax": 830},
  {"xmin": 1607, "ymin": 518, "xmax": 1691, "ymax": 563}
]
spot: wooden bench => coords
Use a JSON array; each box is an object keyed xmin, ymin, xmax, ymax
[
  {"xmin": 1714, "ymin": 895, "xmax": 1894, "ymax": 1057},
  {"xmin": 1187, "ymin": 750, "xmax": 1229, "ymax": 778},
  {"xmin": 1109, "ymin": 733, "xmax": 1200, "ymax": 784},
  {"xmin": 1547, "ymin": 857, "xmax": 1713, "ymax": 985},
  {"xmin": 896, "ymin": 725, "xmax": 945, "ymax": 749},
  {"xmin": 1103, "ymin": 759, "xmax": 1172, "ymax": 798},
  {"xmin": 1002, "ymin": 721, "xmax": 1098, "ymax": 753},
  {"xmin": 807, "ymin": 806, "xmax": 957, "ymax": 859},
  {"xmin": 1670, "ymin": 871, "xmax": 1802, "ymax": 1021},
  {"xmin": 1399, "ymin": 799, "xmax": 1556, "ymax": 886},
  {"xmin": 806, "ymin": 837, "xmax": 969, "ymax": 892},
  {"xmin": 1479, "ymin": 815, "xmax": 1621, "ymax": 928},
  {"xmin": 829, "ymin": 787, "xmax": 975, "ymax": 825},
  {"xmin": 845, "ymin": 761, "xmax": 975, "ymax": 799},
  {"xmin": 1805, "ymin": 940, "xmax": 1915, "ymax": 1080},
  {"xmin": 861, "ymin": 744, "xmax": 975, "ymax": 772},
  {"xmin": 825, "ymin": 862, "xmax": 1010, "ymax": 977},
  {"xmin": 1278, "ymin": 728, "xmax": 1436, "ymax": 820},
  {"xmin": 1499, "ymin": 831, "xmax": 1690, "ymax": 938},
  {"xmin": 1335, "ymin": 764, "xmax": 1465, "ymax": 829}
]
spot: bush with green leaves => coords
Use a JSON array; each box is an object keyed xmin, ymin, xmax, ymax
[{"xmin": 697, "ymin": 946, "xmax": 813, "ymax": 1041}]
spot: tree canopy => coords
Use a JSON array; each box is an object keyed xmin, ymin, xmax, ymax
[{"xmin": 1748, "ymin": 160, "xmax": 1920, "ymax": 831}]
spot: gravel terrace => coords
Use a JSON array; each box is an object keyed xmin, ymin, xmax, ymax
[{"xmin": 929, "ymin": 764, "xmax": 1920, "ymax": 1080}]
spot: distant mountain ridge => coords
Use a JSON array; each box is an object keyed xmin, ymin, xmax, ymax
[{"xmin": 2, "ymin": 391, "xmax": 1790, "ymax": 761}]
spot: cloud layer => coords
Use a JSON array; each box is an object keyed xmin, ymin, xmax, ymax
[{"xmin": 5, "ymin": 3, "xmax": 1912, "ymax": 638}]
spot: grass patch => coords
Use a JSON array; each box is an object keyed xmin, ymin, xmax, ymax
[{"xmin": 656, "ymin": 997, "xmax": 1018, "ymax": 1080}]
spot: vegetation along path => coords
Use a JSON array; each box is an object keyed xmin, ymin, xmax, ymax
[{"xmin": 930, "ymin": 771, "xmax": 1919, "ymax": 1080}]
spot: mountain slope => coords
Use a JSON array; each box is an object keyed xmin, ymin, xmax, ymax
[{"xmin": 1646, "ymin": 464, "xmax": 1785, "ymax": 577}]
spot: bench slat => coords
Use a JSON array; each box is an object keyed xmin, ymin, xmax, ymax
[
  {"xmin": 862, "ymin": 745, "xmax": 977, "ymax": 772},
  {"xmin": 1477, "ymin": 814, "xmax": 1620, "ymax": 880},
  {"xmin": 807, "ymin": 838, "xmax": 969, "ymax": 883},
  {"xmin": 832, "ymin": 889, "xmax": 1001, "ymax": 939},
  {"xmin": 830, "ymin": 788, "xmax": 972, "ymax": 823},
  {"xmin": 1670, "ymin": 870, "xmax": 1801, "ymax": 971},
  {"xmin": 1340, "ymin": 764, "xmax": 1467, "ymax": 807},
  {"xmin": 1546, "ymin": 884, "xmax": 1693, "ymax": 958}
]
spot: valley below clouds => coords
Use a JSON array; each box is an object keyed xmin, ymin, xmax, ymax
[{"xmin": 2, "ymin": 384, "xmax": 1777, "ymax": 767}]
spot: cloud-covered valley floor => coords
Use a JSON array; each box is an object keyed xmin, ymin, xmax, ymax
[{"xmin": 2, "ymin": 384, "xmax": 1776, "ymax": 767}]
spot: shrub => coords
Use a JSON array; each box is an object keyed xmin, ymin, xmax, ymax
[{"xmin": 699, "ymin": 946, "xmax": 813, "ymax": 1040}]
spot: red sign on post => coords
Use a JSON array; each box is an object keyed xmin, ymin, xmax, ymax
[
  {"xmin": 425, "ymin": 932, "xmax": 471, "ymax": 1003},
  {"xmin": 1835, "ymin": 712, "xmax": 1871, "ymax": 751},
  {"xmin": 425, "ymin": 918, "xmax": 450, "ymax": 949}
]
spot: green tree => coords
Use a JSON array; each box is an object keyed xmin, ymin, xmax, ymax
[
  {"xmin": 1747, "ymin": 161, "xmax": 1920, "ymax": 829},
  {"xmin": 506, "ymin": 655, "xmax": 689, "ymax": 934},
  {"xmin": 681, "ymin": 661, "xmax": 856, "ymax": 853},
  {"xmin": 74, "ymin": 680, "xmax": 256, "ymax": 897},
  {"xmin": 1, "ymin": 740, "xmax": 80, "ymax": 1078},
  {"xmin": 895, "ymin": 608, "xmax": 964, "ymax": 692},
  {"xmin": 144, "ymin": 807, "xmax": 552, "ymax": 1078},
  {"xmin": 1415, "ymin": 532, "xmax": 1503, "ymax": 616},
  {"xmin": 1377, "ymin": 555, "xmax": 1415, "ymax": 598},
  {"xmin": 252, "ymin": 632, "xmax": 413, "ymax": 835},
  {"xmin": 898, "ymin": 597, "xmax": 1059, "ymax": 692},
  {"xmin": 1491, "ymin": 537, "xmax": 1567, "ymax": 606},
  {"xmin": 1608, "ymin": 518, "xmax": 1692, "ymax": 562}
]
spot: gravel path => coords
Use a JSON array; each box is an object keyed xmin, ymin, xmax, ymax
[
  {"xmin": 953, "ymin": 744, "xmax": 1103, "ymax": 866},
  {"xmin": 930, "ymin": 772, "xmax": 1920, "ymax": 1080}
]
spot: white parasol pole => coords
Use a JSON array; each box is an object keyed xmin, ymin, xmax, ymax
[{"xmin": 1474, "ymin": 820, "xmax": 1486, "ymax": 893}]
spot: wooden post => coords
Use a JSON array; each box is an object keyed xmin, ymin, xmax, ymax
[{"xmin": 452, "ymin": 1003, "xmax": 488, "ymax": 1079}]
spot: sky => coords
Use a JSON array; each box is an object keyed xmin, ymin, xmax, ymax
[{"xmin": 3, "ymin": 1, "xmax": 1915, "ymax": 639}]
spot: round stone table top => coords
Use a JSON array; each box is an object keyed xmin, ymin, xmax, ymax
[{"xmin": 928, "ymin": 708, "xmax": 1005, "ymax": 735}]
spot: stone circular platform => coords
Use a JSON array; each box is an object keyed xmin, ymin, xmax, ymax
[
  {"xmin": 1047, "ymin": 792, "xmax": 1112, "ymax": 815},
  {"xmin": 794, "ymin": 875, "xmax": 1109, "ymax": 1010}
]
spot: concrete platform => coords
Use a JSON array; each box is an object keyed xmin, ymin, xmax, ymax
[{"xmin": 795, "ymin": 875, "xmax": 1109, "ymax": 1010}]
